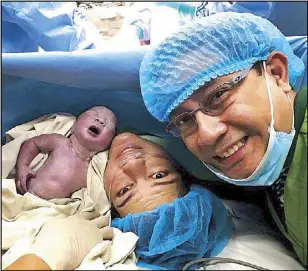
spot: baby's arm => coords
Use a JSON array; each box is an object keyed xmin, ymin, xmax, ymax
[{"xmin": 16, "ymin": 134, "xmax": 65, "ymax": 194}]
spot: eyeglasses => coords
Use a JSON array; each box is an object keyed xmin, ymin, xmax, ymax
[{"xmin": 166, "ymin": 64, "xmax": 253, "ymax": 138}]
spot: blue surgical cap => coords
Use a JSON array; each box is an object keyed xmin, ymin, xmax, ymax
[
  {"xmin": 111, "ymin": 185, "xmax": 232, "ymax": 270},
  {"xmin": 140, "ymin": 12, "xmax": 305, "ymax": 122}
]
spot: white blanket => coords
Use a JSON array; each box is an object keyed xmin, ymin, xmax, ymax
[{"xmin": 2, "ymin": 114, "xmax": 139, "ymax": 270}]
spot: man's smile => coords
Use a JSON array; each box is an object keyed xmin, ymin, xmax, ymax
[{"xmin": 213, "ymin": 136, "xmax": 249, "ymax": 169}]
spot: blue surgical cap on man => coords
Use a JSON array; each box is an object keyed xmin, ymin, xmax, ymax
[
  {"xmin": 112, "ymin": 185, "xmax": 232, "ymax": 270},
  {"xmin": 140, "ymin": 12, "xmax": 305, "ymax": 122}
]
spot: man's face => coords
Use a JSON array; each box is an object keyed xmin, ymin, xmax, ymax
[
  {"xmin": 73, "ymin": 106, "xmax": 117, "ymax": 151},
  {"xmin": 104, "ymin": 132, "xmax": 183, "ymax": 217},
  {"xmin": 170, "ymin": 62, "xmax": 294, "ymax": 179}
]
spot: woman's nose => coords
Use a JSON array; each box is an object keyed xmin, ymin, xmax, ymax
[{"xmin": 194, "ymin": 111, "xmax": 228, "ymax": 146}]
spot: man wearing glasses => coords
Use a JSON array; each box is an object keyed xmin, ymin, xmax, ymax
[{"xmin": 140, "ymin": 12, "xmax": 307, "ymax": 267}]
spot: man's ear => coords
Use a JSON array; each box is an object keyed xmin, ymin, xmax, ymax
[{"xmin": 265, "ymin": 51, "xmax": 292, "ymax": 93}]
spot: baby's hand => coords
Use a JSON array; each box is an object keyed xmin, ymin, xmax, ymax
[{"xmin": 16, "ymin": 166, "xmax": 37, "ymax": 194}]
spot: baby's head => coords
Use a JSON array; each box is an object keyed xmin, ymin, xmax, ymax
[
  {"xmin": 104, "ymin": 132, "xmax": 188, "ymax": 217},
  {"xmin": 72, "ymin": 106, "xmax": 117, "ymax": 152}
]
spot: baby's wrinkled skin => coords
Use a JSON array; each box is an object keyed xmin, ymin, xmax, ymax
[{"xmin": 16, "ymin": 106, "xmax": 117, "ymax": 200}]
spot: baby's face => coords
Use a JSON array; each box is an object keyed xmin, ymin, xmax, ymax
[
  {"xmin": 73, "ymin": 106, "xmax": 117, "ymax": 151},
  {"xmin": 104, "ymin": 132, "xmax": 183, "ymax": 217}
]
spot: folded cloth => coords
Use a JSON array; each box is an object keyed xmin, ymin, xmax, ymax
[{"xmin": 2, "ymin": 113, "xmax": 139, "ymax": 270}]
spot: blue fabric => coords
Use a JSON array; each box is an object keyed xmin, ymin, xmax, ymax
[
  {"xmin": 2, "ymin": 35, "xmax": 306, "ymax": 146},
  {"xmin": 153, "ymin": 2, "xmax": 307, "ymax": 37},
  {"xmin": 154, "ymin": 2, "xmax": 275, "ymax": 24},
  {"xmin": 1, "ymin": 49, "xmax": 168, "ymax": 144},
  {"xmin": 267, "ymin": 2, "xmax": 307, "ymax": 36},
  {"xmin": 140, "ymin": 12, "xmax": 305, "ymax": 122},
  {"xmin": 194, "ymin": 1, "xmax": 275, "ymax": 19},
  {"xmin": 1, "ymin": 2, "xmax": 100, "ymax": 53},
  {"xmin": 287, "ymin": 36, "xmax": 307, "ymax": 92},
  {"xmin": 140, "ymin": 2, "xmax": 275, "ymax": 46},
  {"xmin": 112, "ymin": 185, "xmax": 232, "ymax": 270},
  {"xmin": 1, "ymin": 5, "xmax": 306, "ymax": 183}
]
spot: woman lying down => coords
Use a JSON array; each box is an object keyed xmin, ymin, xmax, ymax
[{"xmin": 5, "ymin": 133, "xmax": 304, "ymax": 270}]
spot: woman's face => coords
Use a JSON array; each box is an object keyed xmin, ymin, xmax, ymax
[{"xmin": 104, "ymin": 132, "xmax": 184, "ymax": 217}]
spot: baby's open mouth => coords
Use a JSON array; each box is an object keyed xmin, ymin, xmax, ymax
[{"xmin": 88, "ymin": 125, "xmax": 101, "ymax": 136}]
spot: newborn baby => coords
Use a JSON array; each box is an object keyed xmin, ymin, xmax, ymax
[{"xmin": 16, "ymin": 106, "xmax": 117, "ymax": 200}]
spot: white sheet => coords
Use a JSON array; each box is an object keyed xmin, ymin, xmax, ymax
[{"xmin": 205, "ymin": 199, "xmax": 305, "ymax": 270}]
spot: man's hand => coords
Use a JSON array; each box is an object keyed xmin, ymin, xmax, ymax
[
  {"xmin": 16, "ymin": 166, "xmax": 37, "ymax": 194},
  {"xmin": 28, "ymin": 212, "xmax": 113, "ymax": 270}
]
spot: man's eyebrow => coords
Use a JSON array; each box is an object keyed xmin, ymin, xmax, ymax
[
  {"xmin": 170, "ymin": 80, "xmax": 218, "ymax": 117},
  {"xmin": 151, "ymin": 178, "xmax": 176, "ymax": 187},
  {"xmin": 170, "ymin": 107, "xmax": 188, "ymax": 117},
  {"xmin": 195, "ymin": 78, "xmax": 223, "ymax": 94}
]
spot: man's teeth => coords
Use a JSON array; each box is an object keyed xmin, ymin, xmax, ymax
[{"xmin": 219, "ymin": 138, "xmax": 245, "ymax": 158}]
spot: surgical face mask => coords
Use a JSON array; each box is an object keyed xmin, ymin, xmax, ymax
[{"xmin": 204, "ymin": 61, "xmax": 295, "ymax": 186}]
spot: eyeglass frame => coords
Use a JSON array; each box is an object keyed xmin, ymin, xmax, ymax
[{"xmin": 166, "ymin": 64, "xmax": 254, "ymax": 138}]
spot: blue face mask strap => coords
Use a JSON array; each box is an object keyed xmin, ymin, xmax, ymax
[{"xmin": 182, "ymin": 257, "xmax": 270, "ymax": 270}]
